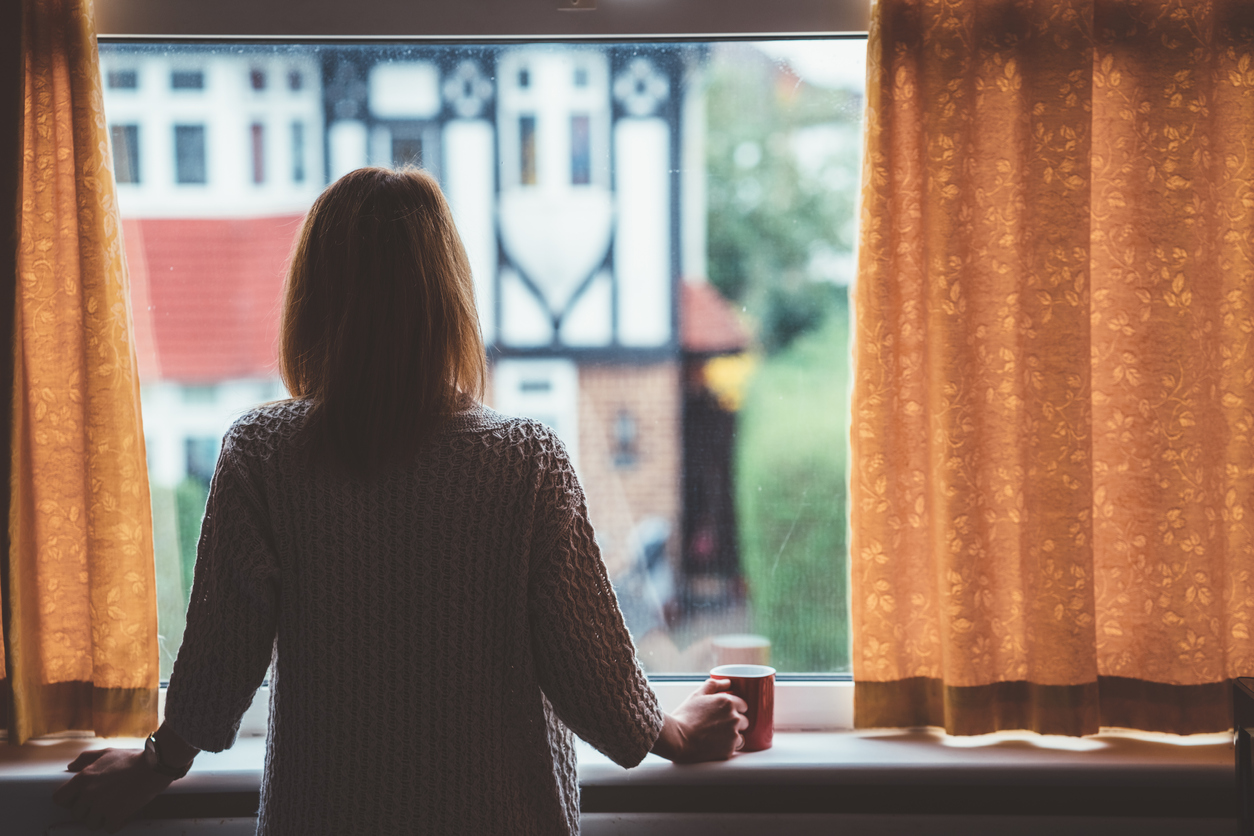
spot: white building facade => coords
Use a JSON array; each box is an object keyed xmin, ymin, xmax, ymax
[{"xmin": 102, "ymin": 43, "xmax": 705, "ymax": 500}]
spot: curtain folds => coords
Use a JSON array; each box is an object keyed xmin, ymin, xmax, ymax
[
  {"xmin": 853, "ymin": 0, "xmax": 1254, "ymax": 736},
  {"xmin": 4, "ymin": 0, "xmax": 157, "ymax": 744}
]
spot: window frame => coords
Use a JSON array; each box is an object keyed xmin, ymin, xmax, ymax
[
  {"xmin": 99, "ymin": 0, "xmax": 868, "ymax": 732},
  {"xmin": 96, "ymin": 0, "xmax": 870, "ymax": 41}
]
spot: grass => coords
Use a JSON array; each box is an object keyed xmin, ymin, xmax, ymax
[{"xmin": 735, "ymin": 301, "xmax": 851, "ymax": 672}]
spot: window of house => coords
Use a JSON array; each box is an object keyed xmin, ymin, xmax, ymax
[
  {"xmin": 97, "ymin": 6, "xmax": 868, "ymax": 694},
  {"xmin": 612, "ymin": 409, "xmax": 638, "ymax": 468},
  {"xmin": 181, "ymin": 384, "xmax": 217, "ymax": 404},
  {"xmin": 291, "ymin": 121, "xmax": 306, "ymax": 183},
  {"xmin": 174, "ymin": 124, "xmax": 207, "ymax": 184},
  {"xmin": 110, "ymin": 123, "xmax": 140, "ymax": 184},
  {"xmin": 251, "ymin": 122, "xmax": 266, "ymax": 183},
  {"xmin": 570, "ymin": 114, "xmax": 591, "ymax": 185},
  {"xmin": 185, "ymin": 436, "xmax": 219, "ymax": 482},
  {"xmin": 519, "ymin": 114, "xmax": 538, "ymax": 185},
  {"xmin": 171, "ymin": 69, "xmax": 204, "ymax": 90},
  {"xmin": 390, "ymin": 130, "xmax": 423, "ymax": 168},
  {"xmin": 107, "ymin": 68, "xmax": 138, "ymax": 89}
]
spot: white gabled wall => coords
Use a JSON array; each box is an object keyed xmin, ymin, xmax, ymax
[{"xmin": 100, "ymin": 50, "xmax": 324, "ymax": 218}]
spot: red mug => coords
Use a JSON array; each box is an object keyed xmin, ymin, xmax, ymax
[{"xmin": 711, "ymin": 663, "xmax": 775, "ymax": 752}]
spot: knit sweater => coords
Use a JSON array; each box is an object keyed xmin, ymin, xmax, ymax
[{"xmin": 163, "ymin": 399, "xmax": 664, "ymax": 835}]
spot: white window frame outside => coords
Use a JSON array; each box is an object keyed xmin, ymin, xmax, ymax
[{"xmin": 100, "ymin": 0, "xmax": 870, "ymax": 734}]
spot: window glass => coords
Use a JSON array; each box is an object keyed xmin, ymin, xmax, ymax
[
  {"xmin": 291, "ymin": 121, "xmax": 306, "ymax": 183},
  {"xmin": 99, "ymin": 40, "xmax": 865, "ymax": 680},
  {"xmin": 390, "ymin": 129, "xmax": 423, "ymax": 168},
  {"xmin": 519, "ymin": 115, "xmax": 537, "ymax": 185},
  {"xmin": 171, "ymin": 70, "xmax": 204, "ymax": 90},
  {"xmin": 185, "ymin": 436, "xmax": 219, "ymax": 482},
  {"xmin": 174, "ymin": 124, "xmax": 207, "ymax": 184},
  {"xmin": 108, "ymin": 68, "xmax": 138, "ymax": 89},
  {"xmin": 251, "ymin": 123, "xmax": 266, "ymax": 183},
  {"xmin": 110, "ymin": 124, "xmax": 140, "ymax": 183},
  {"xmin": 570, "ymin": 114, "xmax": 591, "ymax": 185}
]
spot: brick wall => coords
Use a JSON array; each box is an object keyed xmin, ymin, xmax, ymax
[{"xmin": 576, "ymin": 360, "xmax": 681, "ymax": 579}]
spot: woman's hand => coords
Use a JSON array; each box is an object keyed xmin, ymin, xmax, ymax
[
  {"xmin": 652, "ymin": 677, "xmax": 749, "ymax": 763},
  {"xmin": 52, "ymin": 748, "xmax": 176, "ymax": 832}
]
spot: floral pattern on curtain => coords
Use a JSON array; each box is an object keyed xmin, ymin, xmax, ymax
[
  {"xmin": 853, "ymin": 0, "xmax": 1254, "ymax": 735},
  {"xmin": 5, "ymin": 0, "xmax": 157, "ymax": 743}
]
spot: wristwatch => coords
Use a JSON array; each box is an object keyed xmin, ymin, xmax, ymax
[{"xmin": 143, "ymin": 731, "xmax": 193, "ymax": 779}]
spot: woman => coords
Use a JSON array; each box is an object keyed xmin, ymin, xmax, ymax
[{"xmin": 53, "ymin": 167, "xmax": 748, "ymax": 834}]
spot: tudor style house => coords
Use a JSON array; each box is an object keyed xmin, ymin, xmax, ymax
[{"xmin": 101, "ymin": 43, "xmax": 747, "ymax": 636}]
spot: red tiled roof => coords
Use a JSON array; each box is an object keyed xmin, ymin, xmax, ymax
[
  {"xmin": 124, "ymin": 216, "xmax": 303, "ymax": 382},
  {"xmin": 681, "ymin": 280, "xmax": 749, "ymax": 355},
  {"xmin": 125, "ymin": 217, "xmax": 746, "ymax": 380}
]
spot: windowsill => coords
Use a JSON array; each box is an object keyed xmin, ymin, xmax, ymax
[{"xmin": 0, "ymin": 728, "xmax": 1235, "ymax": 830}]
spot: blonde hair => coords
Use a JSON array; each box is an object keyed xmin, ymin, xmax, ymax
[{"xmin": 280, "ymin": 167, "xmax": 486, "ymax": 474}]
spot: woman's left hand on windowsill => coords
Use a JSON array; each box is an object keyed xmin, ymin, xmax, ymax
[
  {"xmin": 52, "ymin": 747, "xmax": 176, "ymax": 832},
  {"xmin": 53, "ymin": 723, "xmax": 199, "ymax": 833}
]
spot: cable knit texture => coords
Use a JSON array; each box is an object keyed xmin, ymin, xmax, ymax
[{"xmin": 163, "ymin": 399, "xmax": 664, "ymax": 835}]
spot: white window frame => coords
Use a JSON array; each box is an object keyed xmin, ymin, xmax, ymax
[
  {"xmin": 101, "ymin": 0, "xmax": 869, "ymax": 733},
  {"xmin": 179, "ymin": 678, "xmax": 855, "ymax": 739}
]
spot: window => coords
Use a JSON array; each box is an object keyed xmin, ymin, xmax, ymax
[
  {"xmin": 391, "ymin": 131, "xmax": 422, "ymax": 168},
  {"xmin": 107, "ymin": 68, "xmax": 137, "ymax": 89},
  {"xmin": 570, "ymin": 114, "xmax": 591, "ymax": 185},
  {"xmin": 171, "ymin": 69, "xmax": 204, "ymax": 89},
  {"xmin": 291, "ymin": 121, "xmax": 306, "ymax": 183},
  {"xmin": 519, "ymin": 114, "xmax": 537, "ymax": 185},
  {"xmin": 97, "ymin": 3, "xmax": 869, "ymax": 703},
  {"xmin": 251, "ymin": 122, "xmax": 266, "ymax": 183},
  {"xmin": 110, "ymin": 124, "xmax": 140, "ymax": 183},
  {"xmin": 613, "ymin": 409, "xmax": 638, "ymax": 467},
  {"xmin": 250, "ymin": 68, "xmax": 267, "ymax": 90},
  {"xmin": 181, "ymin": 384, "xmax": 217, "ymax": 404},
  {"xmin": 184, "ymin": 436, "xmax": 218, "ymax": 482},
  {"xmin": 174, "ymin": 124, "xmax": 207, "ymax": 183},
  {"xmin": 288, "ymin": 69, "xmax": 303, "ymax": 91}
]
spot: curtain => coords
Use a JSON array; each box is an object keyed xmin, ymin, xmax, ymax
[
  {"xmin": 4, "ymin": 0, "xmax": 157, "ymax": 744},
  {"xmin": 853, "ymin": 0, "xmax": 1254, "ymax": 736}
]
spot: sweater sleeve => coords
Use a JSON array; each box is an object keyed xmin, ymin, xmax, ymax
[
  {"xmin": 527, "ymin": 440, "xmax": 664, "ymax": 769},
  {"xmin": 163, "ymin": 425, "xmax": 279, "ymax": 752}
]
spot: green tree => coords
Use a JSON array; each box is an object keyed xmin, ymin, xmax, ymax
[
  {"xmin": 706, "ymin": 44, "xmax": 860, "ymax": 352},
  {"xmin": 735, "ymin": 307, "xmax": 850, "ymax": 672},
  {"xmin": 704, "ymin": 45, "xmax": 859, "ymax": 670}
]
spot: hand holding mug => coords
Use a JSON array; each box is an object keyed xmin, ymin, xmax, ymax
[
  {"xmin": 657, "ymin": 677, "xmax": 749, "ymax": 763},
  {"xmin": 710, "ymin": 664, "xmax": 775, "ymax": 752}
]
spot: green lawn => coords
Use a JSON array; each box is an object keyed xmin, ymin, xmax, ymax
[{"xmin": 735, "ymin": 302, "xmax": 851, "ymax": 672}]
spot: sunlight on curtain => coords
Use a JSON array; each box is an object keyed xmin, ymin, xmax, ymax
[
  {"xmin": 6, "ymin": 0, "xmax": 157, "ymax": 743},
  {"xmin": 853, "ymin": 0, "xmax": 1254, "ymax": 736}
]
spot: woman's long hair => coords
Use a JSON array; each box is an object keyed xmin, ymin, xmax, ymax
[{"xmin": 280, "ymin": 167, "xmax": 486, "ymax": 474}]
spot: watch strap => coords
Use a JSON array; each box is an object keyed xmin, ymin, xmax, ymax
[{"xmin": 145, "ymin": 732, "xmax": 193, "ymax": 779}]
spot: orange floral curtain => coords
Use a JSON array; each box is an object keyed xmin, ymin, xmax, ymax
[
  {"xmin": 3, "ymin": 0, "xmax": 157, "ymax": 743},
  {"xmin": 853, "ymin": 0, "xmax": 1254, "ymax": 736}
]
